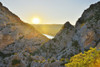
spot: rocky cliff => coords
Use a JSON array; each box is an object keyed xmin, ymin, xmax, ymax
[
  {"xmin": 0, "ymin": 2, "xmax": 49, "ymax": 67},
  {"xmin": 33, "ymin": 21, "xmax": 75, "ymax": 58},
  {"xmin": 0, "ymin": 1, "xmax": 100, "ymax": 67},
  {"xmin": 57, "ymin": 1, "xmax": 100, "ymax": 59},
  {"xmin": 31, "ymin": 1, "xmax": 100, "ymax": 67}
]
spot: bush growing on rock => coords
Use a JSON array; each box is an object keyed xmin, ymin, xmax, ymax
[
  {"xmin": 65, "ymin": 47, "xmax": 100, "ymax": 67},
  {"xmin": 12, "ymin": 59, "xmax": 21, "ymax": 65}
]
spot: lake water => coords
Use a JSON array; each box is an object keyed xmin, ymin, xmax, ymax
[{"xmin": 43, "ymin": 34, "xmax": 54, "ymax": 39}]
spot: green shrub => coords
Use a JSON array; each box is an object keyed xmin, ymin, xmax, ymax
[
  {"xmin": 52, "ymin": 38, "xmax": 57, "ymax": 42},
  {"xmin": 32, "ymin": 49, "xmax": 40, "ymax": 56},
  {"xmin": 12, "ymin": 59, "xmax": 20, "ymax": 65},
  {"xmin": 51, "ymin": 59, "xmax": 55, "ymax": 63},
  {"xmin": 0, "ymin": 51, "xmax": 14, "ymax": 58},
  {"xmin": 75, "ymin": 29, "xmax": 77, "ymax": 33},
  {"xmin": 66, "ymin": 30, "xmax": 69, "ymax": 34},
  {"xmin": 72, "ymin": 40, "xmax": 79, "ymax": 48}
]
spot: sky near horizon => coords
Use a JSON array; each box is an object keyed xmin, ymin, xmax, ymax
[{"xmin": 0, "ymin": 0, "xmax": 100, "ymax": 25}]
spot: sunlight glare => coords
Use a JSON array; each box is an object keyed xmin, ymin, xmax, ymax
[{"xmin": 32, "ymin": 18, "xmax": 40, "ymax": 24}]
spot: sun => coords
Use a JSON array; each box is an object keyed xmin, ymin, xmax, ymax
[{"xmin": 32, "ymin": 18, "xmax": 40, "ymax": 24}]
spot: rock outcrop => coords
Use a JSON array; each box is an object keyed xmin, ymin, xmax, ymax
[
  {"xmin": 58, "ymin": 1, "xmax": 100, "ymax": 58},
  {"xmin": 33, "ymin": 21, "xmax": 75, "ymax": 59},
  {"xmin": 32, "ymin": 1, "xmax": 100, "ymax": 67},
  {"xmin": 57, "ymin": 1, "xmax": 100, "ymax": 58}
]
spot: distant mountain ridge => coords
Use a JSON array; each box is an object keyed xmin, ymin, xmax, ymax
[{"xmin": 33, "ymin": 24, "xmax": 63, "ymax": 36}]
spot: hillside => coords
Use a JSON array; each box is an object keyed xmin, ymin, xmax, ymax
[
  {"xmin": 33, "ymin": 24, "xmax": 63, "ymax": 36},
  {"xmin": 0, "ymin": 1, "xmax": 100, "ymax": 67},
  {"xmin": 31, "ymin": 1, "xmax": 100, "ymax": 67},
  {"xmin": 0, "ymin": 2, "xmax": 49, "ymax": 67}
]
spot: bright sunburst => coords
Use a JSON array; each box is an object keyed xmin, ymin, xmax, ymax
[{"xmin": 32, "ymin": 18, "xmax": 40, "ymax": 24}]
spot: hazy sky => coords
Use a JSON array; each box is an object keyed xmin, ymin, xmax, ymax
[{"xmin": 0, "ymin": 0, "xmax": 100, "ymax": 25}]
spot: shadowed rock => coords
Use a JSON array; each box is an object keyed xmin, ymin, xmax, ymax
[
  {"xmin": 0, "ymin": 2, "xmax": 2, "ymax": 6},
  {"xmin": 63, "ymin": 21, "xmax": 74, "ymax": 29}
]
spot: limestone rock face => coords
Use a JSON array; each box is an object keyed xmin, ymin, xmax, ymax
[
  {"xmin": 0, "ymin": 2, "xmax": 49, "ymax": 67},
  {"xmin": 73, "ymin": 1, "xmax": 100, "ymax": 51},
  {"xmin": 33, "ymin": 1, "xmax": 100, "ymax": 62},
  {"xmin": 33, "ymin": 21, "xmax": 74, "ymax": 59},
  {"xmin": 57, "ymin": 1, "xmax": 100, "ymax": 58}
]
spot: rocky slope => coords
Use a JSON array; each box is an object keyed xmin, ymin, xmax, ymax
[
  {"xmin": 33, "ymin": 21, "xmax": 75, "ymax": 58},
  {"xmin": 31, "ymin": 1, "xmax": 100, "ymax": 67},
  {"xmin": 0, "ymin": 2, "xmax": 49, "ymax": 67},
  {"xmin": 0, "ymin": 1, "xmax": 100, "ymax": 67},
  {"xmin": 57, "ymin": 1, "xmax": 100, "ymax": 59}
]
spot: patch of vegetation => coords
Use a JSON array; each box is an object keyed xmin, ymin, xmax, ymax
[
  {"xmin": 75, "ymin": 29, "xmax": 77, "ymax": 33},
  {"xmin": 33, "ymin": 60, "xmax": 38, "ymax": 63},
  {"xmin": 60, "ymin": 47, "xmax": 66, "ymax": 52},
  {"xmin": 80, "ymin": 23, "xmax": 85, "ymax": 28},
  {"xmin": 3, "ymin": 60, "xmax": 7, "ymax": 64},
  {"xmin": 91, "ymin": 24, "xmax": 93, "ymax": 27},
  {"xmin": 27, "ymin": 63, "xmax": 31, "ymax": 67},
  {"xmin": 72, "ymin": 40, "xmax": 79, "ymax": 48},
  {"xmin": 48, "ymin": 44, "xmax": 56, "ymax": 54},
  {"xmin": 51, "ymin": 59, "xmax": 55, "ymax": 63},
  {"xmin": 95, "ymin": 11, "xmax": 100, "ymax": 22},
  {"xmin": 7, "ymin": 23, "xmax": 15, "ymax": 26},
  {"xmin": 31, "ymin": 49, "xmax": 40, "ymax": 56},
  {"xmin": 52, "ymin": 38, "xmax": 57, "ymax": 42},
  {"xmin": 0, "ymin": 51, "xmax": 14, "ymax": 58},
  {"xmin": 0, "ymin": 27, "xmax": 3, "ymax": 31},
  {"xmin": 47, "ymin": 58, "xmax": 56, "ymax": 63},
  {"xmin": 19, "ymin": 35, "xmax": 24, "ymax": 40},
  {"xmin": 87, "ymin": 26, "xmax": 91, "ymax": 29},
  {"xmin": 60, "ymin": 58, "xmax": 65, "ymax": 62},
  {"xmin": 33, "ymin": 59, "xmax": 46, "ymax": 63},
  {"xmin": 12, "ymin": 59, "xmax": 21, "ymax": 65},
  {"xmin": 28, "ymin": 57, "xmax": 33, "ymax": 62},
  {"xmin": 86, "ymin": 16, "xmax": 93, "ymax": 22},
  {"xmin": 60, "ymin": 58, "xmax": 70, "ymax": 66},
  {"xmin": 61, "ymin": 62, "xmax": 67, "ymax": 66},
  {"xmin": 79, "ymin": 49, "xmax": 81, "ymax": 52},
  {"xmin": 40, "ymin": 45, "xmax": 47, "ymax": 52},
  {"xmin": 77, "ymin": 18, "xmax": 85, "ymax": 24},
  {"xmin": 67, "ymin": 53, "xmax": 74, "ymax": 58},
  {"xmin": 65, "ymin": 47, "xmax": 100, "ymax": 67},
  {"xmin": 61, "ymin": 54, "xmax": 67, "ymax": 58},
  {"xmin": 60, "ymin": 36, "xmax": 62, "ymax": 39},
  {"xmin": 72, "ymin": 40, "xmax": 81, "ymax": 53},
  {"xmin": 66, "ymin": 30, "xmax": 69, "ymax": 34}
]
